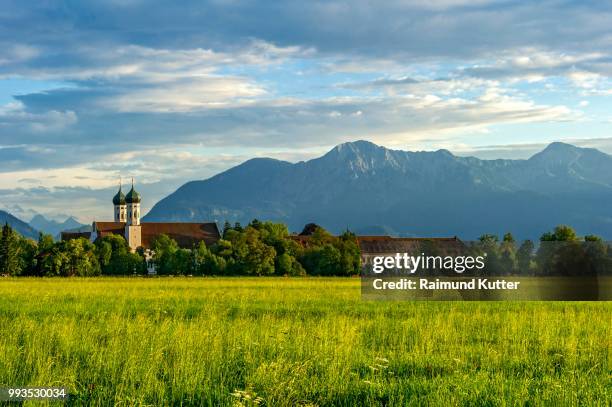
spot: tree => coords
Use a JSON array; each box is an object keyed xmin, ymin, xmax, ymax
[
  {"xmin": 38, "ymin": 233, "xmax": 55, "ymax": 253},
  {"xmin": 295, "ymin": 226, "xmax": 360, "ymax": 276},
  {"xmin": 0, "ymin": 224, "xmax": 38, "ymax": 276},
  {"xmin": 259, "ymin": 221, "xmax": 290, "ymax": 257},
  {"xmin": 316, "ymin": 244, "xmax": 342, "ymax": 276},
  {"xmin": 221, "ymin": 226, "xmax": 276, "ymax": 275},
  {"xmin": 95, "ymin": 235, "xmax": 144, "ymax": 275},
  {"xmin": 193, "ymin": 241, "xmax": 226, "ymax": 275},
  {"xmin": 213, "ymin": 239, "xmax": 234, "ymax": 258},
  {"xmin": 499, "ymin": 232, "xmax": 517, "ymax": 274},
  {"xmin": 541, "ymin": 225, "xmax": 579, "ymax": 242},
  {"xmin": 581, "ymin": 235, "xmax": 608, "ymax": 275},
  {"xmin": 537, "ymin": 225, "xmax": 583, "ymax": 275},
  {"xmin": 309, "ymin": 226, "xmax": 334, "ymax": 246},
  {"xmin": 338, "ymin": 230, "xmax": 361, "ymax": 276},
  {"xmin": 62, "ymin": 238, "xmax": 101, "ymax": 276},
  {"xmin": 172, "ymin": 248, "xmax": 192, "ymax": 275},
  {"xmin": 222, "ymin": 221, "xmax": 233, "ymax": 239},
  {"xmin": 477, "ymin": 234, "xmax": 501, "ymax": 275},
  {"xmin": 241, "ymin": 227, "xmax": 276, "ymax": 276},
  {"xmin": 516, "ymin": 240, "xmax": 535, "ymax": 275},
  {"xmin": 249, "ymin": 218, "xmax": 262, "ymax": 230},
  {"xmin": 96, "ymin": 241, "xmax": 112, "ymax": 268},
  {"xmin": 299, "ymin": 223, "xmax": 320, "ymax": 236},
  {"xmin": 151, "ymin": 234, "xmax": 180, "ymax": 275},
  {"xmin": 275, "ymin": 252, "xmax": 305, "ymax": 276},
  {"xmin": 16, "ymin": 238, "xmax": 37, "ymax": 276},
  {"xmin": 0, "ymin": 223, "xmax": 20, "ymax": 275},
  {"xmin": 38, "ymin": 249, "xmax": 69, "ymax": 277}
]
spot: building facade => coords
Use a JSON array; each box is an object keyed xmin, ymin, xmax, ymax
[{"xmin": 62, "ymin": 179, "xmax": 221, "ymax": 273}]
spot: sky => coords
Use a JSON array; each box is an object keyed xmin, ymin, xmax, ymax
[{"xmin": 1, "ymin": 0, "xmax": 612, "ymax": 223}]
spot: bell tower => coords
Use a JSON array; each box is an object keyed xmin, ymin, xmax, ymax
[
  {"xmin": 112, "ymin": 178, "xmax": 127, "ymax": 222},
  {"xmin": 125, "ymin": 178, "xmax": 141, "ymax": 226},
  {"xmin": 124, "ymin": 178, "xmax": 142, "ymax": 250}
]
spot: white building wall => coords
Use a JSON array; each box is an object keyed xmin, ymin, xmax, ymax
[
  {"xmin": 114, "ymin": 204, "xmax": 127, "ymax": 222},
  {"xmin": 126, "ymin": 203, "xmax": 141, "ymax": 226},
  {"xmin": 125, "ymin": 225, "xmax": 142, "ymax": 251}
]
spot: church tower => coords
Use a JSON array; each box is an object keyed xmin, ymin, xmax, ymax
[
  {"xmin": 112, "ymin": 179, "xmax": 127, "ymax": 222},
  {"xmin": 124, "ymin": 178, "xmax": 142, "ymax": 250}
]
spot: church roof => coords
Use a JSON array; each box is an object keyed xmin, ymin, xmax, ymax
[
  {"xmin": 61, "ymin": 231, "xmax": 92, "ymax": 241},
  {"xmin": 90, "ymin": 221, "xmax": 221, "ymax": 249},
  {"xmin": 94, "ymin": 221, "xmax": 126, "ymax": 238},
  {"xmin": 141, "ymin": 222, "xmax": 220, "ymax": 248},
  {"xmin": 125, "ymin": 186, "xmax": 141, "ymax": 204},
  {"xmin": 112, "ymin": 187, "xmax": 126, "ymax": 205}
]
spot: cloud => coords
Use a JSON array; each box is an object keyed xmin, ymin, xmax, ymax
[
  {"xmin": 0, "ymin": 44, "xmax": 39, "ymax": 66},
  {"xmin": 1, "ymin": 86, "xmax": 578, "ymax": 178},
  {"xmin": 0, "ymin": 101, "xmax": 77, "ymax": 134},
  {"xmin": 0, "ymin": 0, "xmax": 611, "ymax": 218},
  {"xmin": 0, "ymin": 145, "xmax": 319, "ymax": 222},
  {"xmin": 454, "ymin": 137, "xmax": 612, "ymax": 159},
  {"xmin": 2, "ymin": 1, "xmax": 612, "ymax": 64},
  {"xmin": 0, "ymin": 42, "xmax": 308, "ymax": 113}
]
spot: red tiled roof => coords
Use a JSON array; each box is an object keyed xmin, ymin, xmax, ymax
[
  {"xmin": 141, "ymin": 222, "xmax": 220, "ymax": 248},
  {"xmin": 91, "ymin": 221, "xmax": 221, "ymax": 249},
  {"xmin": 290, "ymin": 234, "xmax": 463, "ymax": 254},
  {"xmin": 94, "ymin": 222, "xmax": 125, "ymax": 238},
  {"xmin": 357, "ymin": 236, "xmax": 462, "ymax": 254}
]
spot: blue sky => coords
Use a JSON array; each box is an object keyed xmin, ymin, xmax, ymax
[{"xmin": 1, "ymin": 0, "xmax": 612, "ymax": 222}]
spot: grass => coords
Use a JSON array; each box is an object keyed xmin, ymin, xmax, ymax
[{"xmin": 0, "ymin": 277, "xmax": 610, "ymax": 406}]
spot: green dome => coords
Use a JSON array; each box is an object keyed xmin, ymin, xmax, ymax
[
  {"xmin": 125, "ymin": 186, "xmax": 141, "ymax": 204},
  {"xmin": 112, "ymin": 187, "xmax": 126, "ymax": 205}
]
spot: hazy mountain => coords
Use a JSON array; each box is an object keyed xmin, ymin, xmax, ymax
[
  {"xmin": 29, "ymin": 215, "xmax": 85, "ymax": 239},
  {"xmin": 0, "ymin": 210, "xmax": 40, "ymax": 240},
  {"xmin": 144, "ymin": 141, "xmax": 612, "ymax": 240}
]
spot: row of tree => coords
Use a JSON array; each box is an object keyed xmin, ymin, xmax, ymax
[
  {"xmin": 472, "ymin": 226, "xmax": 610, "ymax": 275},
  {"xmin": 0, "ymin": 220, "xmax": 361, "ymax": 277},
  {"xmin": 0, "ymin": 223, "xmax": 144, "ymax": 277},
  {"xmin": 1, "ymin": 221, "xmax": 610, "ymax": 277},
  {"xmin": 151, "ymin": 220, "xmax": 360, "ymax": 276}
]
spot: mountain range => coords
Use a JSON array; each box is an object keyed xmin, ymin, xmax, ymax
[
  {"xmin": 0, "ymin": 210, "xmax": 40, "ymax": 240},
  {"xmin": 29, "ymin": 215, "xmax": 87, "ymax": 239},
  {"xmin": 144, "ymin": 140, "xmax": 612, "ymax": 240}
]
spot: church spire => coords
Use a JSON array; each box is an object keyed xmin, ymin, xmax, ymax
[
  {"xmin": 112, "ymin": 179, "xmax": 126, "ymax": 206},
  {"xmin": 126, "ymin": 177, "xmax": 141, "ymax": 204}
]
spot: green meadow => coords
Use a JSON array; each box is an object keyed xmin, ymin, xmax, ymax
[{"xmin": 0, "ymin": 278, "xmax": 610, "ymax": 406}]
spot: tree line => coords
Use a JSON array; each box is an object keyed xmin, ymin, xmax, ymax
[
  {"xmin": 0, "ymin": 220, "xmax": 361, "ymax": 277},
  {"xmin": 1, "ymin": 221, "xmax": 610, "ymax": 276},
  {"xmin": 472, "ymin": 226, "xmax": 611, "ymax": 276}
]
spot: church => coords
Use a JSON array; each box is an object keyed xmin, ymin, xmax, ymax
[{"xmin": 62, "ymin": 180, "xmax": 220, "ymax": 252}]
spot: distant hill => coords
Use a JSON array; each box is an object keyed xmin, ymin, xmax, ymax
[
  {"xmin": 29, "ymin": 215, "xmax": 86, "ymax": 239},
  {"xmin": 144, "ymin": 141, "xmax": 612, "ymax": 240},
  {"xmin": 0, "ymin": 210, "xmax": 40, "ymax": 240}
]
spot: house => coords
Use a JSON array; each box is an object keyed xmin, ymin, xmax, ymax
[
  {"xmin": 356, "ymin": 236, "xmax": 464, "ymax": 271},
  {"xmin": 289, "ymin": 226, "xmax": 464, "ymax": 272}
]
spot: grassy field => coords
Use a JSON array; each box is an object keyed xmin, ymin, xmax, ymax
[{"xmin": 0, "ymin": 278, "xmax": 610, "ymax": 406}]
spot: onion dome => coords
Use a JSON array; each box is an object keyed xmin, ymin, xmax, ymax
[
  {"xmin": 112, "ymin": 186, "xmax": 126, "ymax": 205},
  {"xmin": 125, "ymin": 179, "xmax": 141, "ymax": 204}
]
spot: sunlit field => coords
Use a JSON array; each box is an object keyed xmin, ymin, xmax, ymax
[{"xmin": 0, "ymin": 278, "xmax": 610, "ymax": 406}]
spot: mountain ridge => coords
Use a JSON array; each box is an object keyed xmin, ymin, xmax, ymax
[
  {"xmin": 0, "ymin": 210, "xmax": 40, "ymax": 240},
  {"xmin": 29, "ymin": 214, "xmax": 85, "ymax": 239},
  {"xmin": 144, "ymin": 141, "xmax": 612, "ymax": 240}
]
